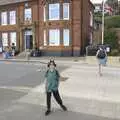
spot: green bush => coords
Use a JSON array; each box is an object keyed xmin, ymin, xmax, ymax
[
  {"xmin": 94, "ymin": 15, "xmax": 120, "ymax": 55},
  {"xmin": 94, "ymin": 15, "xmax": 120, "ymax": 29},
  {"xmin": 104, "ymin": 30, "xmax": 118, "ymax": 49},
  {"xmin": 110, "ymin": 49, "xmax": 119, "ymax": 56},
  {"xmin": 105, "ymin": 16, "xmax": 120, "ymax": 29}
]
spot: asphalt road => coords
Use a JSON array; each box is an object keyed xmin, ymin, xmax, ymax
[{"xmin": 0, "ymin": 62, "xmax": 116, "ymax": 120}]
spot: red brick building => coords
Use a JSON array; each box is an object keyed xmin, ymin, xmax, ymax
[{"xmin": 0, "ymin": 0, "xmax": 94, "ymax": 56}]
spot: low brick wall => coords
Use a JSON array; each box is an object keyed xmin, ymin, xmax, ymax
[{"xmin": 86, "ymin": 56, "xmax": 120, "ymax": 66}]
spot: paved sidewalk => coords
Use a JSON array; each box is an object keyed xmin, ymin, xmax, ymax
[
  {"xmin": 0, "ymin": 56, "xmax": 120, "ymax": 67},
  {"xmin": 60, "ymin": 64, "xmax": 120, "ymax": 119},
  {"xmin": 0, "ymin": 56, "xmax": 86, "ymax": 66},
  {"xmin": 16, "ymin": 64, "xmax": 120, "ymax": 119}
]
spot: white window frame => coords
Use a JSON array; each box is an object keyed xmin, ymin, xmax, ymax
[
  {"xmin": 49, "ymin": 29, "xmax": 60, "ymax": 46},
  {"xmin": 44, "ymin": 6, "xmax": 46, "ymax": 21},
  {"xmin": 10, "ymin": 32, "xmax": 17, "ymax": 46},
  {"xmin": 63, "ymin": 29, "xmax": 70, "ymax": 46},
  {"xmin": 63, "ymin": 3, "xmax": 70, "ymax": 20},
  {"xmin": 9, "ymin": 11, "xmax": 16, "ymax": 25},
  {"xmin": 49, "ymin": 3, "xmax": 60, "ymax": 20},
  {"xmin": 24, "ymin": 8, "xmax": 32, "ymax": 21},
  {"xmin": 1, "ymin": 12, "xmax": 7, "ymax": 25},
  {"xmin": 44, "ymin": 30, "xmax": 47, "ymax": 46},
  {"xmin": 2, "ymin": 33, "xmax": 8, "ymax": 47}
]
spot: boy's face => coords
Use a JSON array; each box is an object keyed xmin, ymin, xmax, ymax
[{"xmin": 49, "ymin": 63, "xmax": 55, "ymax": 71}]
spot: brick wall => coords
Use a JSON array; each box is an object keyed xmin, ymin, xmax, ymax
[{"xmin": 0, "ymin": 0, "xmax": 94, "ymax": 56}]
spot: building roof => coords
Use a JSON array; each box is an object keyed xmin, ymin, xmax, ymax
[{"xmin": 0, "ymin": 0, "xmax": 30, "ymax": 6}]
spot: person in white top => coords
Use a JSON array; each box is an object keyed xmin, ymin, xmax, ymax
[{"xmin": 96, "ymin": 47, "xmax": 107, "ymax": 76}]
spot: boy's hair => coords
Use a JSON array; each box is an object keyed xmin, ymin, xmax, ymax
[{"xmin": 47, "ymin": 60, "xmax": 56, "ymax": 67}]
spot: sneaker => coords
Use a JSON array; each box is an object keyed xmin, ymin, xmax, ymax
[
  {"xmin": 45, "ymin": 110, "xmax": 51, "ymax": 116},
  {"xmin": 61, "ymin": 105, "xmax": 67, "ymax": 111}
]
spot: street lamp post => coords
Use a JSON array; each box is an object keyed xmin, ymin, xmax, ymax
[{"xmin": 102, "ymin": 0, "xmax": 105, "ymax": 45}]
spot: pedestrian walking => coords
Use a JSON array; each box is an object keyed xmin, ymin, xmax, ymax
[
  {"xmin": 96, "ymin": 47, "xmax": 107, "ymax": 76},
  {"xmin": 44, "ymin": 60, "xmax": 67, "ymax": 116},
  {"xmin": 11, "ymin": 43, "xmax": 15, "ymax": 57}
]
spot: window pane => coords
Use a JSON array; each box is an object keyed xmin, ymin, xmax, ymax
[
  {"xmin": 44, "ymin": 6, "xmax": 46, "ymax": 21},
  {"xmin": 63, "ymin": 3, "xmax": 69, "ymax": 20},
  {"xmin": 10, "ymin": 32, "xmax": 17, "ymax": 46},
  {"xmin": 49, "ymin": 4, "xmax": 60, "ymax": 20},
  {"xmin": 49, "ymin": 29, "xmax": 60, "ymax": 46},
  {"xmin": 2, "ymin": 33, "xmax": 8, "ymax": 47},
  {"xmin": 1, "ymin": 12, "xmax": 7, "ymax": 25},
  {"xmin": 63, "ymin": 29, "xmax": 69, "ymax": 46},
  {"xmin": 25, "ymin": 8, "xmax": 32, "ymax": 21},
  {"xmin": 10, "ymin": 11, "xmax": 16, "ymax": 25},
  {"xmin": 44, "ymin": 30, "xmax": 47, "ymax": 46}
]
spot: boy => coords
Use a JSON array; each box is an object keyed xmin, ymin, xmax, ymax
[{"xmin": 45, "ymin": 60, "xmax": 67, "ymax": 116}]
